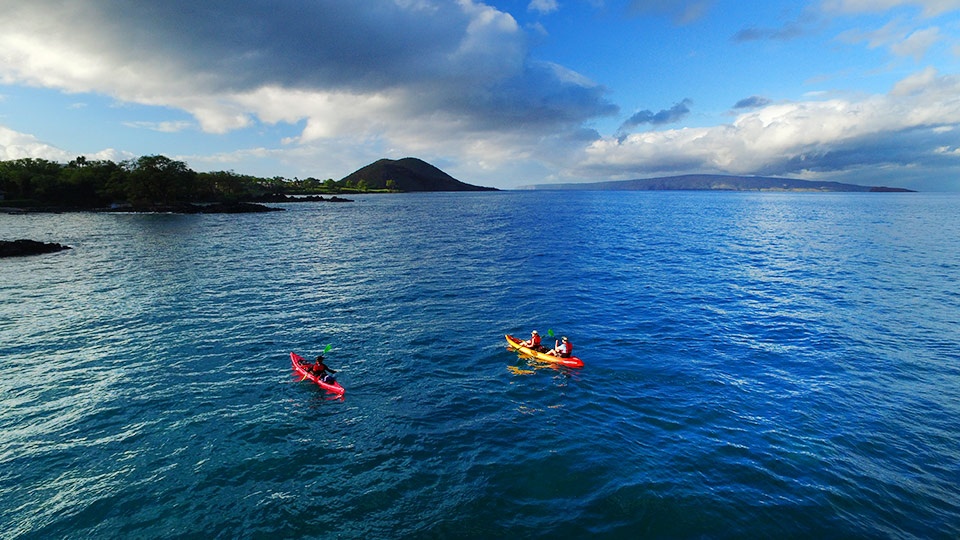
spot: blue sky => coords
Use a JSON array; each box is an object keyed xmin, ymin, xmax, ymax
[{"xmin": 2, "ymin": 0, "xmax": 960, "ymax": 190}]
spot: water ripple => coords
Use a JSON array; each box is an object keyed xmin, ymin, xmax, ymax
[{"xmin": 2, "ymin": 193, "xmax": 960, "ymax": 538}]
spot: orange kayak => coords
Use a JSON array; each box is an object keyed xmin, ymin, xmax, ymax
[{"xmin": 505, "ymin": 334, "xmax": 584, "ymax": 368}]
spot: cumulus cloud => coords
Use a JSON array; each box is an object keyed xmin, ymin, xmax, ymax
[
  {"xmin": 580, "ymin": 69, "xmax": 960, "ymax": 180},
  {"xmin": 0, "ymin": 123, "xmax": 139, "ymax": 163},
  {"xmin": 0, "ymin": 0, "xmax": 616, "ymax": 170},
  {"xmin": 0, "ymin": 126, "xmax": 71, "ymax": 161}
]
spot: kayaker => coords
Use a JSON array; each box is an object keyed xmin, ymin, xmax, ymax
[
  {"xmin": 311, "ymin": 355, "xmax": 337, "ymax": 383},
  {"xmin": 522, "ymin": 330, "xmax": 544, "ymax": 352},
  {"xmin": 547, "ymin": 336, "xmax": 573, "ymax": 358}
]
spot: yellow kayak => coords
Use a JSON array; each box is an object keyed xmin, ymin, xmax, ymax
[{"xmin": 505, "ymin": 334, "xmax": 584, "ymax": 368}]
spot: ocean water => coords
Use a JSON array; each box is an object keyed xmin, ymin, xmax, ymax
[{"xmin": 2, "ymin": 191, "xmax": 959, "ymax": 539}]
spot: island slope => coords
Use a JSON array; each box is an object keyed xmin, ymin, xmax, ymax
[
  {"xmin": 524, "ymin": 174, "xmax": 914, "ymax": 192},
  {"xmin": 341, "ymin": 158, "xmax": 497, "ymax": 192}
]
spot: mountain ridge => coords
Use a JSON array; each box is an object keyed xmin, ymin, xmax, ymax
[{"xmin": 523, "ymin": 174, "xmax": 915, "ymax": 192}]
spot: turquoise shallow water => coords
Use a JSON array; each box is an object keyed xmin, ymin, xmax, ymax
[{"xmin": 2, "ymin": 191, "xmax": 959, "ymax": 539}]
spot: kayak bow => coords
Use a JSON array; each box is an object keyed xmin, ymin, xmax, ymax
[
  {"xmin": 505, "ymin": 335, "xmax": 584, "ymax": 368},
  {"xmin": 291, "ymin": 352, "xmax": 345, "ymax": 396}
]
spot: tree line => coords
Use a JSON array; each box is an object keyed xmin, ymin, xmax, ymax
[{"xmin": 0, "ymin": 155, "xmax": 380, "ymax": 209}]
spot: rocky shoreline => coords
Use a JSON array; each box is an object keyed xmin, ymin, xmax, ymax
[
  {"xmin": 1, "ymin": 196, "xmax": 354, "ymax": 215},
  {"xmin": 1, "ymin": 198, "xmax": 360, "ymax": 256},
  {"xmin": 2, "ymin": 202, "xmax": 283, "ymax": 214},
  {"xmin": 1, "ymin": 239, "xmax": 72, "ymax": 258},
  {"xmin": 107, "ymin": 202, "xmax": 285, "ymax": 214},
  {"xmin": 251, "ymin": 194, "xmax": 354, "ymax": 203}
]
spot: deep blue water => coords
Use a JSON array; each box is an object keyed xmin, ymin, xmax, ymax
[{"xmin": 2, "ymin": 191, "xmax": 959, "ymax": 539}]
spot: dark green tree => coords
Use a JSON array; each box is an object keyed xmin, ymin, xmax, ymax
[
  {"xmin": 124, "ymin": 155, "xmax": 196, "ymax": 206},
  {"xmin": 197, "ymin": 170, "xmax": 248, "ymax": 201},
  {"xmin": 0, "ymin": 158, "xmax": 63, "ymax": 201}
]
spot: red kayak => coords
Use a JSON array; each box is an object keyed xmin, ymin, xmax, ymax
[
  {"xmin": 291, "ymin": 352, "xmax": 345, "ymax": 396},
  {"xmin": 505, "ymin": 335, "xmax": 584, "ymax": 368}
]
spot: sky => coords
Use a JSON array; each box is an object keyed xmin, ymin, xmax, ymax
[{"xmin": 2, "ymin": 1, "xmax": 960, "ymax": 191}]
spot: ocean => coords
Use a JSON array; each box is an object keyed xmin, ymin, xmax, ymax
[{"xmin": 2, "ymin": 191, "xmax": 959, "ymax": 539}]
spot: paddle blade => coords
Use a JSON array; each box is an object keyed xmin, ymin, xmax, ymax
[
  {"xmin": 507, "ymin": 365, "xmax": 535, "ymax": 375},
  {"xmin": 323, "ymin": 343, "xmax": 332, "ymax": 354},
  {"xmin": 548, "ymin": 329, "xmax": 554, "ymax": 338}
]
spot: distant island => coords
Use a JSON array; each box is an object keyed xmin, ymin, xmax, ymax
[{"xmin": 524, "ymin": 174, "xmax": 915, "ymax": 192}]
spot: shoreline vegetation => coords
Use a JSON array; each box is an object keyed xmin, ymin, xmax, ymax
[
  {"xmin": 0, "ymin": 155, "xmax": 495, "ymax": 216},
  {"xmin": 0, "ymin": 155, "xmax": 372, "ymax": 215},
  {"xmin": 0, "ymin": 155, "xmax": 494, "ymax": 252},
  {"xmin": 0, "ymin": 155, "xmax": 360, "ymax": 252}
]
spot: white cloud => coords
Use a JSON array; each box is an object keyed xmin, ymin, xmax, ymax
[
  {"xmin": 529, "ymin": 0, "xmax": 559, "ymax": 15},
  {"xmin": 837, "ymin": 19, "xmax": 908, "ymax": 50},
  {"xmin": 0, "ymin": 126, "xmax": 71, "ymax": 161},
  {"xmin": 839, "ymin": 19, "xmax": 945, "ymax": 60},
  {"xmin": 823, "ymin": 0, "xmax": 960, "ymax": 17},
  {"xmin": 891, "ymin": 65, "xmax": 940, "ymax": 94},
  {"xmin": 1, "ymin": 123, "xmax": 135, "ymax": 164},
  {"xmin": 891, "ymin": 26, "xmax": 942, "ymax": 59},
  {"xmin": 578, "ymin": 69, "xmax": 960, "ymax": 179},
  {"xmin": 122, "ymin": 120, "xmax": 194, "ymax": 133},
  {"xmin": 0, "ymin": 0, "xmax": 614, "ymax": 176}
]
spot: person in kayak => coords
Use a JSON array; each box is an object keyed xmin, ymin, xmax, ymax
[
  {"xmin": 546, "ymin": 336, "xmax": 573, "ymax": 358},
  {"xmin": 311, "ymin": 355, "xmax": 337, "ymax": 383},
  {"xmin": 522, "ymin": 330, "xmax": 544, "ymax": 352}
]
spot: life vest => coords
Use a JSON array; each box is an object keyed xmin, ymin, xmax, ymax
[
  {"xmin": 531, "ymin": 334, "xmax": 541, "ymax": 347},
  {"xmin": 559, "ymin": 341, "xmax": 572, "ymax": 356}
]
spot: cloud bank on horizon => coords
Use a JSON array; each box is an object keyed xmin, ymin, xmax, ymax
[{"xmin": 1, "ymin": 0, "xmax": 960, "ymax": 190}]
